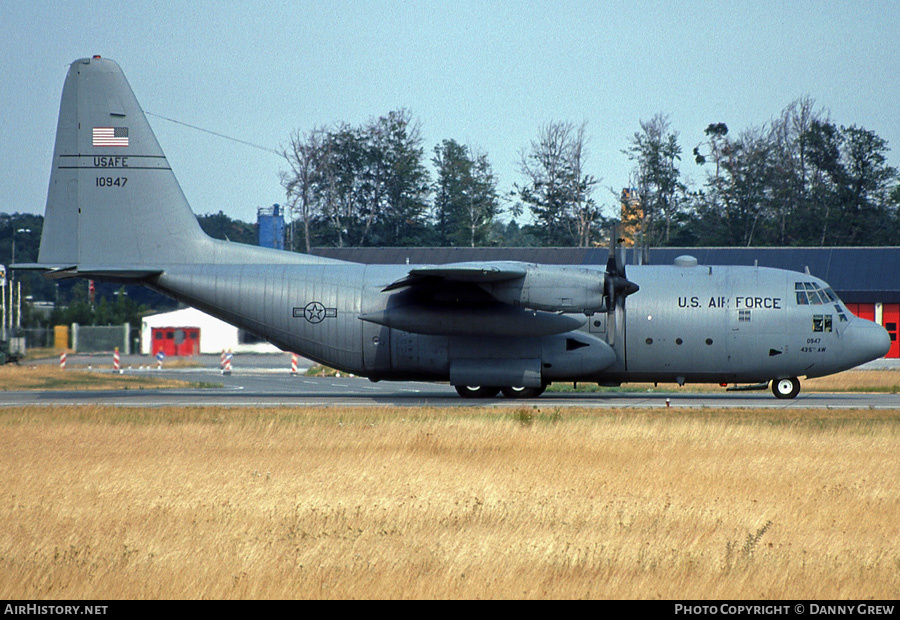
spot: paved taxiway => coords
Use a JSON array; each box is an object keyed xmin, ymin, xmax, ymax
[
  {"xmin": 7, "ymin": 355, "xmax": 900, "ymax": 409},
  {"xmin": 4, "ymin": 353, "xmax": 900, "ymax": 409}
]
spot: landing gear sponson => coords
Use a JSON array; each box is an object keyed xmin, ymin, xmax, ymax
[{"xmin": 455, "ymin": 385, "xmax": 547, "ymax": 399}]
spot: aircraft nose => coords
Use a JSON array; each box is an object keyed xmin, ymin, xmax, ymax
[{"xmin": 844, "ymin": 319, "xmax": 891, "ymax": 367}]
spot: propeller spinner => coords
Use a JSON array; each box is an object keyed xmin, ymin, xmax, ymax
[{"xmin": 605, "ymin": 223, "xmax": 640, "ymax": 308}]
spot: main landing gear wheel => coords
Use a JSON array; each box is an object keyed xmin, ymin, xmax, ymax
[
  {"xmin": 455, "ymin": 385, "xmax": 501, "ymax": 398},
  {"xmin": 772, "ymin": 377, "xmax": 801, "ymax": 399},
  {"xmin": 500, "ymin": 385, "xmax": 547, "ymax": 399}
]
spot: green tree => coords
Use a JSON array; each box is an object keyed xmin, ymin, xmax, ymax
[
  {"xmin": 281, "ymin": 109, "xmax": 431, "ymax": 248},
  {"xmin": 0, "ymin": 212, "xmax": 54, "ymax": 305},
  {"xmin": 49, "ymin": 282, "xmax": 149, "ymax": 329},
  {"xmin": 766, "ymin": 98, "xmax": 828, "ymax": 245},
  {"xmin": 197, "ymin": 211, "xmax": 256, "ymax": 245},
  {"xmin": 833, "ymin": 125, "xmax": 899, "ymax": 245},
  {"xmin": 314, "ymin": 124, "xmax": 369, "ymax": 247},
  {"xmin": 368, "ymin": 109, "xmax": 431, "ymax": 246},
  {"xmin": 48, "ymin": 281, "xmax": 93, "ymax": 327},
  {"xmin": 625, "ymin": 114, "xmax": 685, "ymax": 246},
  {"xmin": 432, "ymin": 139, "xmax": 500, "ymax": 247},
  {"xmin": 515, "ymin": 121, "xmax": 603, "ymax": 247},
  {"xmin": 694, "ymin": 127, "xmax": 774, "ymax": 246},
  {"xmin": 281, "ymin": 127, "xmax": 325, "ymax": 253},
  {"xmin": 803, "ymin": 117, "xmax": 845, "ymax": 245}
]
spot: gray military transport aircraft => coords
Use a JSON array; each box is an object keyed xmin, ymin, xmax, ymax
[{"xmin": 14, "ymin": 57, "xmax": 891, "ymax": 399}]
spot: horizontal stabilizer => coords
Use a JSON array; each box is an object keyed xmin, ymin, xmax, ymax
[
  {"xmin": 12, "ymin": 263, "xmax": 163, "ymax": 281},
  {"xmin": 10, "ymin": 263, "xmax": 77, "ymax": 274}
]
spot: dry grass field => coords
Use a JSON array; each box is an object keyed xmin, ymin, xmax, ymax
[
  {"xmin": 804, "ymin": 370, "xmax": 900, "ymax": 392},
  {"xmin": 2, "ymin": 405, "xmax": 899, "ymax": 599},
  {"xmin": 0, "ymin": 365, "xmax": 201, "ymax": 391}
]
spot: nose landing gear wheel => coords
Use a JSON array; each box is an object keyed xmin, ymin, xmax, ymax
[
  {"xmin": 455, "ymin": 385, "xmax": 501, "ymax": 398},
  {"xmin": 500, "ymin": 385, "xmax": 547, "ymax": 399},
  {"xmin": 772, "ymin": 377, "xmax": 801, "ymax": 399}
]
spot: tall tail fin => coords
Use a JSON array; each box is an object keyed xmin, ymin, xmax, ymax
[
  {"xmin": 27, "ymin": 56, "xmax": 339, "ymax": 277},
  {"xmin": 38, "ymin": 56, "xmax": 207, "ymax": 268}
]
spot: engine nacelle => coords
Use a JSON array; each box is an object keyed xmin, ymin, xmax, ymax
[
  {"xmin": 359, "ymin": 303, "xmax": 586, "ymax": 336},
  {"xmin": 481, "ymin": 266, "xmax": 607, "ymax": 314}
]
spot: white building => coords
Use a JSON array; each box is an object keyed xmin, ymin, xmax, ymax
[{"xmin": 141, "ymin": 307, "xmax": 281, "ymax": 355}]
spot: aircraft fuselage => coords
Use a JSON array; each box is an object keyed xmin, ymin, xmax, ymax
[{"xmin": 149, "ymin": 260, "xmax": 884, "ymax": 389}]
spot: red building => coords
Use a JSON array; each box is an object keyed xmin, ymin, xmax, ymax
[{"xmin": 150, "ymin": 327, "xmax": 200, "ymax": 357}]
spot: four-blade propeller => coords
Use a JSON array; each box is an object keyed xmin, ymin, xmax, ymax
[{"xmin": 604, "ymin": 223, "xmax": 640, "ymax": 309}]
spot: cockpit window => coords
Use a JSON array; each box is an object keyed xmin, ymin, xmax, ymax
[
  {"xmin": 795, "ymin": 282, "xmax": 843, "ymax": 306},
  {"xmin": 835, "ymin": 304, "xmax": 848, "ymax": 322},
  {"xmin": 796, "ymin": 281, "xmax": 849, "ymax": 322}
]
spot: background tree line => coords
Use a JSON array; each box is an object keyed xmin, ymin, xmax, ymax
[
  {"xmin": 4, "ymin": 96, "xmax": 899, "ymax": 311},
  {"xmin": 687, "ymin": 98, "xmax": 900, "ymax": 247},
  {"xmin": 280, "ymin": 99, "xmax": 899, "ymax": 250}
]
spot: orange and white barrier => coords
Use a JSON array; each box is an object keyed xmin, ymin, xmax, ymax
[
  {"xmin": 291, "ymin": 354, "xmax": 298, "ymax": 376},
  {"xmin": 113, "ymin": 347, "xmax": 121, "ymax": 374},
  {"xmin": 60, "ymin": 351, "xmax": 67, "ymax": 370}
]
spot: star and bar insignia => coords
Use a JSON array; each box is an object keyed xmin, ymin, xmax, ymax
[{"xmin": 293, "ymin": 302, "xmax": 337, "ymax": 323}]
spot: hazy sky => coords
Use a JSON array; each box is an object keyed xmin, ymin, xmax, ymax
[{"xmin": 2, "ymin": 0, "xmax": 898, "ymax": 224}]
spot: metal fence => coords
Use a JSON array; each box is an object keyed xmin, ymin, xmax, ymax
[
  {"xmin": 71, "ymin": 324, "xmax": 132, "ymax": 354},
  {"xmin": 19, "ymin": 327, "xmax": 55, "ymax": 349},
  {"xmin": 6, "ymin": 324, "xmax": 133, "ymax": 354}
]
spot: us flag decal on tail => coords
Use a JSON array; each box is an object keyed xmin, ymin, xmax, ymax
[{"xmin": 93, "ymin": 127, "xmax": 129, "ymax": 147}]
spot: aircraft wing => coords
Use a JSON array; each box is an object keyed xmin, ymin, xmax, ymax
[
  {"xmin": 382, "ymin": 261, "xmax": 528, "ymax": 291},
  {"xmin": 370, "ymin": 260, "xmax": 611, "ymax": 337}
]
